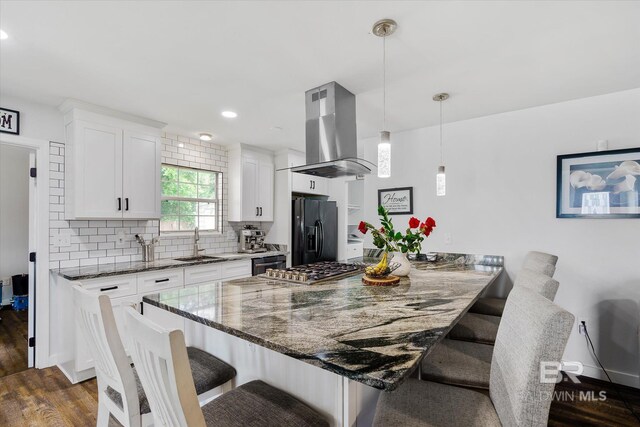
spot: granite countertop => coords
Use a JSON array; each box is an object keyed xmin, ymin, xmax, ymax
[
  {"xmin": 53, "ymin": 251, "xmax": 287, "ymax": 280},
  {"xmin": 143, "ymin": 256, "xmax": 503, "ymax": 392}
]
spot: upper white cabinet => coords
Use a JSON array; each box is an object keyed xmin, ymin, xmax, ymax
[
  {"xmin": 287, "ymin": 150, "xmax": 329, "ymax": 196},
  {"xmin": 122, "ymin": 130, "xmax": 161, "ymax": 219},
  {"xmin": 228, "ymin": 145, "xmax": 274, "ymax": 222},
  {"xmin": 292, "ymin": 172, "xmax": 328, "ymax": 196},
  {"xmin": 61, "ymin": 101, "xmax": 165, "ymax": 220}
]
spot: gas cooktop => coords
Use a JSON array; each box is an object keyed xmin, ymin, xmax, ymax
[{"xmin": 259, "ymin": 261, "xmax": 363, "ymax": 284}]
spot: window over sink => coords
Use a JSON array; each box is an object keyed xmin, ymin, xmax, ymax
[{"xmin": 160, "ymin": 165, "xmax": 220, "ymax": 232}]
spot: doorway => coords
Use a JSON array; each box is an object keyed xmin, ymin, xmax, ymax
[{"xmin": 0, "ymin": 143, "xmax": 35, "ymax": 377}]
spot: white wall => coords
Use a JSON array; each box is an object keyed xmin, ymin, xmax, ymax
[
  {"xmin": 0, "ymin": 144, "xmax": 31, "ymax": 295},
  {"xmin": 361, "ymin": 88, "xmax": 640, "ymax": 387},
  {"xmin": 0, "ymin": 94, "xmax": 65, "ymax": 142}
]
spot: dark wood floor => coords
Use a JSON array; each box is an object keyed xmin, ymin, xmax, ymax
[
  {"xmin": 0, "ymin": 367, "xmax": 639, "ymax": 426},
  {"xmin": 0, "ymin": 308, "xmax": 29, "ymax": 377},
  {"xmin": 549, "ymin": 373, "xmax": 640, "ymax": 426}
]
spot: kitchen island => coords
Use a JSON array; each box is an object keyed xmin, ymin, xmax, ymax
[{"xmin": 142, "ymin": 253, "xmax": 503, "ymax": 426}]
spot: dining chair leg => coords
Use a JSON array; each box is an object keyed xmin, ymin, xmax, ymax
[{"xmin": 221, "ymin": 378, "xmax": 234, "ymax": 393}]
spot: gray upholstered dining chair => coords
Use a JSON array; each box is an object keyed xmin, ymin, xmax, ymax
[
  {"xmin": 421, "ymin": 269, "xmax": 561, "ymax": 389},
  {"xmin": 124, "ymin": 306, "xmax": 330, "ymax": 427},
  {"xmin": 447, "ymin": 268, "xmax": 560, "ymax": 344},
  {"xmin": 374, "ymin": 286, "xmax": 574, "ymax": 426},
  {"xmin": 74, "ymin": 286, "xmax": 236, "ymax": 427},
  {"xmin": 470, "ymin": 250, "xmax": 558, "ymax": 317}
]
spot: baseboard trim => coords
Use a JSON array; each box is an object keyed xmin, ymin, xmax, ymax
[{"xmin": 577, "ymin": 362, "xmax": 639, "ymax": 389}]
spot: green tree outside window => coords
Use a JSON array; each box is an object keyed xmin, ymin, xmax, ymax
[{"xmin": 161, "ymin": 165, "xmax": 220, "ymax": 232}]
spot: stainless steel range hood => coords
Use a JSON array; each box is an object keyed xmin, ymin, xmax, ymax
[{"xmin": 290, "ymin": 82, "xmax": 374, "ymax": 178}]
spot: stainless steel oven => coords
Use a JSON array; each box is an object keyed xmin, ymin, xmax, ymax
[{"xmin": 251, "ymin": 255, "xmax": 287, "ymax": 276}]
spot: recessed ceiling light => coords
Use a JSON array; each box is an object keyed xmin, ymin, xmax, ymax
[
  {"xmin": 0, "ymin": 30, "xmax": 8, "ymax": 40},
  {"xmin": 221, "ymin": 111, "xmax": 237, "ymax": 118},
  {"xmin": 199, "ymin": 133, "xmax": 213, "ymax": 141}
]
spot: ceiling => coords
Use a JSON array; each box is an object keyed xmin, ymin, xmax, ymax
[{"xmin": 1, "ymin": 1, "xmax": 639, "ymax": 151}]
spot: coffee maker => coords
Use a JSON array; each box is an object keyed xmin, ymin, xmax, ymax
[{"xmin": 239, "ymin": 225, "xmax": 267, "ymax": 253}]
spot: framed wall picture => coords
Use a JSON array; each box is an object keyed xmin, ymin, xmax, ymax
[
  {"xmin": 557, "ymin": 147, "xmax": 640, "ymax": 218},
  {"xmin": 378, "ymin": 187, "xmax": 413, "ymax": 215},
  {"xmin": 0, "ymin": 108, "xmax": 20, "ymax": 135}
]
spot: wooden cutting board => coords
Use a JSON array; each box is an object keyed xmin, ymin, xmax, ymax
[{"xmin": 361, "ymin": 275, "xmax": 400, "ymax": 286}]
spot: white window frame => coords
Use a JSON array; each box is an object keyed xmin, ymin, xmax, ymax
[{"xmin": 160, "ymin": 164, "xmax": 221, "ymax": 233}]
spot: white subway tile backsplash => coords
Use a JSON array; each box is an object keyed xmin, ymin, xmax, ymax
[{"xmin": 60, "ymin": 260, "xmax": 80, "ymax": 268}]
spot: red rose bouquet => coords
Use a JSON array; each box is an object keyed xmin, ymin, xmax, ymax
[{"xmin": 358, "ymin": 206, "xmax": 436, "ymax": 255}]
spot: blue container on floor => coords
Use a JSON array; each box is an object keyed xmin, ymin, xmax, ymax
[{"xmin": 12, "ymin": 295, "xmax": 28, "ymax": 311}]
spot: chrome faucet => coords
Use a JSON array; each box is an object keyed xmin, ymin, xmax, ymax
[{"xmin": 193, "ymin": 227, "xmax": 204, "ymax": 257}]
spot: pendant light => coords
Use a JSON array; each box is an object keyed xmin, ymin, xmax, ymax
[
  {"xmin": 433, "ymin": 93, "xmax": 449, "ymax": 196},
  {"xmin": 373, "ymin": 19, "xmax": 397, "ymax": 178}
]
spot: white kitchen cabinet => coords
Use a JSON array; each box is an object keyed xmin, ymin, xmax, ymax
[
  {"xmin": 122, "ymin": 130, "xmax": 161, "ymax": 219},
  {"xmin": 257, "ymin": 161, "xmax": 274, "ymax": 220},
  {"xmin": 56, "ymin": 258, "xmax": 252, "ymax": 383},
  {"xmin": 185, "ymin": 263, "xmax": 222, "ymax": 285},
  {"xmin": 137, "ymin": 269, "xmax": 184, "ymax": 294},
  {"xmin": 292, "ymin": 172, "xmax": 329, "ymax": 196},
  {"xmin": 228, "ymin": 145, "xmax": 274, "ymax": 222},
  {"xmin": 61, "ymin": 102, "xmax": 165, "ymax": 220},
  {"xmin": 66, "ymin": 120, "xmax": 124, "ymax": 218},
  {"xmin": 221, "ymin": 259, "xmax": 252, "ymax": 279}
]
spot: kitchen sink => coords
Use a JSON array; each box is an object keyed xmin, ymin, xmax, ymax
[{"xmin": 174, "ymin": 255, "xmax": 223, "ymax": 262}]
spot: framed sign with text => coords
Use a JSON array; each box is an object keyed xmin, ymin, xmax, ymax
[
  {"xmin": 378, "ymin": 187, "xmax": 413, "ymax": 215},
  {"xmin": 0, "ymin": 108, "xmax": 20, "ymax": 135}
]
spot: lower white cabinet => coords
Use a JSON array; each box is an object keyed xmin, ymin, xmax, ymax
[
  {"xmin": 221, "ymin": 260, "xmax": 253, "ymax": 280},
  {"xmin": 137, "ymin": 269, "xmax": 184, "ymax": 294},
  {"xmin": 185, "ymin": 263, "xmax": 222, "ymax": 285},
  {"xmin": 56, "ymin": 259, "xmax": 252, "ymax": 383}
]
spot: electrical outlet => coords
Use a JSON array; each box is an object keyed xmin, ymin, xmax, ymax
[
  {"xmin": 578, "ymin": 317, "xmax": 588, "ymax": 335},
  {"xmin": 226, "ymin": 230, "xmax": 236, "ymax": 241},
  {"xmin": 444, "ymin": 233, "xmax": 452, "ymax": 245},
  {"xmin": 53, "ymin": 233, "xmax": 71, "ymax": 247}
]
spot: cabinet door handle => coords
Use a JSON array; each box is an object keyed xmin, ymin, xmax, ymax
[
  {"xmin": 310, "ymin": 180, "xmax": 313, "ymax": 189},
  {"xmin": 313, "ymin": 180, "xmax": 316, "ymax": 189},
  {"xmin": 100, "ymin": 286, "xmax": 118, "ymax": 292},
  {"xmin": 256, "ymin": 207, "xmax": 259, "ymax": 216},
  {"xmin": 259, "ymin": 207, "xmax": 263, "ymax": 216},
  {"xmin": 117, "ymin": 198, "xmax": 122, "ymax": 211},
  {"xmin": 155, "ymin": 278, "xmax": 170, "ymax": 283},
  {"xmin": 125, "ymin": 198, "xmax": 129, "ymax": 211}
]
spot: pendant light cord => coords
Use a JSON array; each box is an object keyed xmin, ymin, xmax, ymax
[
  {"xmin": 439, "ymin": 99, "xmax": 444, "ymax": 165},
  {"xmin": 383, "ymin": 35, "xmax": 386, "ymax": 131}
]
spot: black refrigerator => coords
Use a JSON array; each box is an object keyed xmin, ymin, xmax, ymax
[{"xmin": 292, "ymin": 198, "xmax": 338, "ymax": 266}]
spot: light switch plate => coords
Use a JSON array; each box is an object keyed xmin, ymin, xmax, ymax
[
  {"xmin": 116, "ymin": 231, "xmax": 126, "ymax": 244},
  {"xmin": 226, "ymin": 230, "xmax": 236, "ymax": 241}
]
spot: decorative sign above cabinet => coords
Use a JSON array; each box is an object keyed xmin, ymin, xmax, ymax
[
  {"xmin": 378, "ymin": 187, "xmax": 413, "ymax": 215},
  {"xmin": 0, "ymin": 107, "xmax": 20, "ymax": 135}
]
